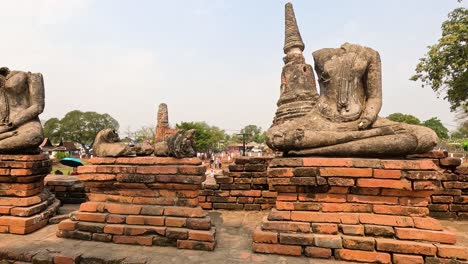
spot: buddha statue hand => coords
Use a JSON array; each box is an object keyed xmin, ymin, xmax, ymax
[
  {"xmin": 380, "ymin": 124, "xmax": 407, "ymax": 136},
  {"xmin": 358, "ymin": 117, "xmax": 373, "ymax": 130}
]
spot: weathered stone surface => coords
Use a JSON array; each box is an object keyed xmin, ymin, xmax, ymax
[
  {"xmin": 152, "ymin": 103, "xmax": 196, "ymax": 158},
  {"xmin": 0, "ymin": 68, "xmax": 45, "ymax": 154},
  {"xmin": 265, "ymin": 4, "xmax": 437, "ymax": 157},
  {"xmin": 154, "ymin": 129, "xmax": 196, "ymax": 158},
  {"xmin": 154, "ymin": 103, "xmax": 176, "ymax": 143},
  {"xmin": 92, "ymin": 129, "xmax": 137, "ymax": 157},
  {"xmin": 271, "ymin": 3, "xmax": 318, "ymax": 126}
]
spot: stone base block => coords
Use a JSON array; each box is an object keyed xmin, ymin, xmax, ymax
[
  {"xmin": 57, "ymin": 157, "xmax": 216, "ymax": 250},
  {"xmin": 253, "ymin": 157, "xmax": 468, "ymax": 263},
  {"xmin": 0, "ymin": 154, "xmax": 59, "ymax": 234},
  {"xmin": 57, "ymin": 205, "xmax": 216, "ymax": 250},
  {"xmin": 45, "ymin": 175, "xmax": 86, "ymax": 204},
  {"xmin": 254, "ymin": 212, "xmax": 467, "ymax": 263}
]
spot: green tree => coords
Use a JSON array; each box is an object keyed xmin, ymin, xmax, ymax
[
  {"xmin": 132, "ymin": 126, "xmax": 155, "ymax": 143},
  {"xmin": 43, "ymin": 118, "xmax": 62, "ymax": 144},
  {"xmin": 176, "ymin": 121, "xmax": 226, "ymax": 152},
  {"xmin": 452, "ymin": 122, "xmax": 468, "ymax": 139},
  {"xmin": 43, "ymin": 110, "xmax": 119, "ymax": 153},
  {"xmin": 387, "ymin": 113, "xmax": 450, "ymax": 139},
  {"xmin": 54, "ymin": 151, "xmax": 70, "ymax": 161},
  {"xmin": 423, "ymin": 117, "xmax": 449, "ymax": 139},
  {"xmin": 411, "ymin": 6, "xmax": 468, "ymax": 112},
  {"xmin": 387, "ymin": 113, "xmax": 421, "ymax": 125},
  {"xmin": 240, "ymin": 125, "xmax": 266, "ymax": 143}
]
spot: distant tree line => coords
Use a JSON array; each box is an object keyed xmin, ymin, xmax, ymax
[{"xmin": 43, "ymin": 110, "xmax": 119, "ymax": 154}]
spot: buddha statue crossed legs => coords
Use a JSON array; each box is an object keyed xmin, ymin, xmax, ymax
[
  {"xmin": 266, "ymin": 3, "xmax": 437, "ymax": 157},
  {"xmin": 0, "ymin": 67, "xmax": 45, "ymax": 153}
]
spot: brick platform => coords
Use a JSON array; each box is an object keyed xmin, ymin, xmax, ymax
[
  {"xmin": 429, "ymin": 158, "xmax": 468, "ymax": 220},
  {"xmin": 56, "ymin": 157, "xmax": 216, "ymax": 251},
  {"xmin": 0, "ymin": 154, "xmax": 60, "ymax": 234},
  {"xmin": 45, "ymin": 175, "xmax": 86, "ymax": 204},
  {"xmin": 199, "ymin": 157, "xmax": 277, "ymax": 210},
  {"xmin": 252, "ymin": 157, "xmax": 468, "ymax": 263}
]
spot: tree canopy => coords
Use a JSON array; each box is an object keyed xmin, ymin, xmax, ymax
[
  {"xmin": 423, "ymin": 117, "xmax": 449, "ymax": 139},
  {"xmin": 43, "ymin": 110, "xmax": 119, "ymax": 150},
  {"xmin": 176, "ymin": 121, "xmax": 226, "ymax": 152},
  {"xmin": 387, "ymin": 113, "xmax": 449, "ymax": 139},
  {"xmin": 130, "ymin": 126, "xmax": 155, "ymax": 143},
  {"xmin": 387, "ymin": 113, "xmax": 421, "ymax": 125},
  {"xmin": 452, "ymin": 123, "xmax": 468, "ymax": 139},
  {"xmin": 411, "ymin": 6, "xmax": 468, "ymax": 112},
  {"xmin": 240, "ymin": 125, "xmax": 266, "ymax": 143}
]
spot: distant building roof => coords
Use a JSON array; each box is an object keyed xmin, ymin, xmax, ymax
[
  {"xmin": 40, "ymin": 138, "xmax": 79, "ymax": 152},
  {"xmin": 40, "ymin": 138, "xmax": 54, "ymax": 148}
]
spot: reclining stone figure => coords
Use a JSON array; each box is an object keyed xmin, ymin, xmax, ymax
[{"xmin": 93, "ymin": 128, "xmax": 196, "ymax": 158}]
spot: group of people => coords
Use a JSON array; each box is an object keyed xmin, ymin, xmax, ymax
[
  {"xmin": 54, "ymin": 167, "xmax": 78, "ymax": 175},
  {"xmin": 210, "ymin": 156, "xmax": 222, "ymax": 169}
]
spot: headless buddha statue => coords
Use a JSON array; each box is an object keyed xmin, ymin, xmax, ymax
[
  {"xmin": 0, "ymin": 67, "xmax": 45, "ymax": 153},
  {"xmin": 266, "ymin": 3, "xmax": 437, "ymax": 157}
]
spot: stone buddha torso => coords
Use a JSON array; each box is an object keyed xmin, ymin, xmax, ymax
[
  {"xmin": 1, "ymin": 71, "xmax": 32, "ymax": 124},
  {"xmin": 0, "ymin": 68, "xmax": 45, "ymax": 153},
  {"xmin": 314, "ymin": 44, "xmax": 369, "ymax": 123}
]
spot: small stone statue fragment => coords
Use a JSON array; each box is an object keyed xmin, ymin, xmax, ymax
[
  {"xmin": 134, "ymin": 142, "xmax": 154, "ymax": 156},
  {"xmin": 92, "ymin": 128, "xmax": 136, "ymax": 157},
  {"xmin": 154, "ymin": 129, "xmax": 196, "ymax": 158}
]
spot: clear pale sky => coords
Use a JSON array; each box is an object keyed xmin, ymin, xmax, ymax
[{"xmin": 1, "ymin": 0, "xmax": 466, "ymax": 135}]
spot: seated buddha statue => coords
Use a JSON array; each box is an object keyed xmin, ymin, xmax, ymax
[
  {"xmin": 0, "ymin": 67, "xmax": 45, "ymax": 153},
  {"xmin": 266, "ymin": 3, "xmax": 437, "ymax": 157}
]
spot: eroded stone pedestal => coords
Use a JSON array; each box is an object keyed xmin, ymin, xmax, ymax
[
  {"xmin": 45, "ymin": 175, "xmax": 86, "ymax": 204},
  {"xmin": 253, "ymin": 157, "xmax": 468, "ymax": 263},
  {"xmin": 57, "ymin": 157, "xmax": 216, "ymax": 250},
  {"xmin": 0, "ymin": 154, "xmax": 60, "ymax": 234}
]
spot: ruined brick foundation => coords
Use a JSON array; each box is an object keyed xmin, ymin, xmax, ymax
[
  {"xmin": 56, "ymin": 157, "xmax": 216, "ymax": 250},
  {"xmin": 199, "ymin": 157, "xmax": 277, "ymax": 210},
  {"xmin": 0, "ymin": 154, "xmax": 60, "ymax": 234},
  {"xmin": 252, "ymin": 157, "xmax": 468, "ymax": 263},
  {"xmin": 45, "ymin": 175, "xmax": 86, "ymax": 204},
  {"xmin": 429, "ymin": 158, "xmax": 468, "ymax": 220}
]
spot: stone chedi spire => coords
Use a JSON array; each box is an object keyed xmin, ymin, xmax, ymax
[
  {"xmin": 284, "ymin": 2, "xmax": 305, "ymax": 54},
  {"xmin": 272, "ymin": 2, "xmax": 318, "ymax": 126},
  {"xmin": 155, "ymin": 103, "xmax": 176, "ymax": 143}
]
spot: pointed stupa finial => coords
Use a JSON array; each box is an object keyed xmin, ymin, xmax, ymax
[{"xmin": 284, "ymin": 2, "xmax": 305, "ymax": 54}]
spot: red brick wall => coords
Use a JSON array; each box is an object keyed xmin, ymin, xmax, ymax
[
  {"xmin": 252, "ymin": 156, "xmax": 468, "ymax": 262},
  {"xmin": 429, "ymin": 161, "xmax": 468, "ymax": 219},
  {"xmin": 57, "ymin": 157, "xmax": 216, "ymax": 250},
  {"xmin": 45, "ymin": 175, "xmax": 86, "ymax": 204},
  {"xmin": 0, "ymin": 154, "xmax": 60, "ymax": 234},
  {"xmin": 199, "ymin": 157, "xmax": 277, "ymax": 210}
]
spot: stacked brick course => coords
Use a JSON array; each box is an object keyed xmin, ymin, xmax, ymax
[
  {"xmin": 253, "ymin": 157, "xmax": 468, "ymax": 263},
  {"xmin": 429, "ymin": 157, "xmax": 468, "ymax": 220},
  {"xmin": 45, "ymin": 175, "xmax": 86, "ymax": 204},
  {"xmin": 0, "ymin": 154, "xmax": 60, "ymax": 234},
  {"xmin": 56, "ymin": 157, "xmax": 216, "ymax": 250},
  {"xmin": 199, "ymin": 157, "xmax": 277, "ymax": 210}
]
